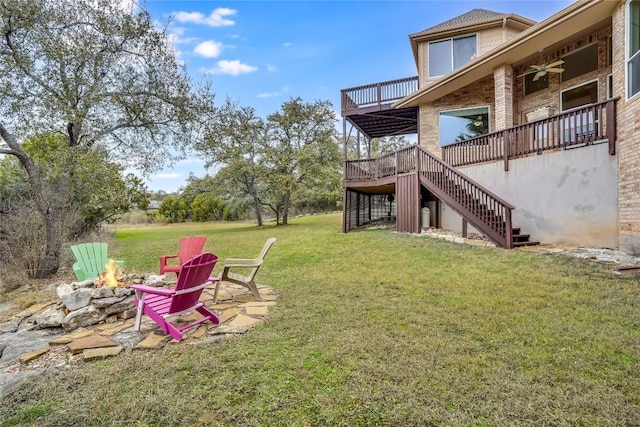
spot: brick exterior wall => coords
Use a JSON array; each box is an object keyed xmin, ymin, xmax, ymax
[
  {"xmin": 513, "ymin": 26, "xmax": 612, "ymax": 125},
  {"xmin": 613, "ymin": 1, "xmax": 640, "ymax": 255},
  {"xmin": 418, "ymin": 75, "xmax": 494, "ymax": 156},
  {"xmin": 494, "ymin": 64, "xmax": 513, "ymax": 130},
  {"xmin": 412, "ymin": 4, "xmax": 640, "ymax": 254}
]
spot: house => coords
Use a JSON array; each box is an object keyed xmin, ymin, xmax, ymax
[{"xmin": 341, "ymin": 0, "xmax": 640, "ymax": 255}]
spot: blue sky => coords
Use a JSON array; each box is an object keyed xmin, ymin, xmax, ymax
[{"xmin": 143, "ymin": 0, "xmax": 572, "ymax": 193}]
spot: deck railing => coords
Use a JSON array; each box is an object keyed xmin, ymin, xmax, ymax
[
  {"xmin": 344, "ymin": 145, "xmax": 515, "ymax": 248},
  {"xmin": 341, "ymin": 76, "xmax": 418, "ymax": 113},
  {"xmin": 442, "ymin": 98, "xmax": 618, "ymax": 170}
]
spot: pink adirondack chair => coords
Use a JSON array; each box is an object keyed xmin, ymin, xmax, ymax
[
  {"xmin": 159, "ymin": 236, "xmax": 206, "ymax": 278},
  {"xmin": 133, "ymin": 252, "xmax": 220, "ymax": 341}
]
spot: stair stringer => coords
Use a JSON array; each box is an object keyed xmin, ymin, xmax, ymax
[{"xmin": 417, "ymin": 174, "xmax": 513, "ymax": 248}]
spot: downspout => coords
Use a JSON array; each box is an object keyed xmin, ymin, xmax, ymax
[{"xmin": 502, "ymin": 17, "xmax": 507, "ymax": 43}]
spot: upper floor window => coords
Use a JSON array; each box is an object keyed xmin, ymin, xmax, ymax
[
  {"xmin": 628, "ymin": 0, "xmax": 640, "ymax": 98},
  {"xmin": 428, "ymin": 35, "xmax": 477, "ymax": 77},
  {"xmin": 561, "ymin": 43, "xmax": 598, "ymax": 82}
]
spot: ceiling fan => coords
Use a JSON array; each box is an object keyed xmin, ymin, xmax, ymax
[{"xmin": 519, "ymin": 60, "xmax": 565, "ymax": 81}]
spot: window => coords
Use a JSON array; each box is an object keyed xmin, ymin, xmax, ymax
[
  {"xmin": 607, "ymin": 74, "xmax": 614, "ymax": 98},
  {"xmin": 561, "ymin": 43, "xmax": 598, "ymax": 82},
  {"xmin": 438, "ymin": 107, "xmax": 489, "ymax": 147},
  {"xmin": 628, "ymin": 0, "xmax": 640, "ymax": 98},
  {"xmin": 561, "ymin": 80, "xmax": 598, "ymax": 110},
  {"xmin": 524, "ymin": 73, "xmax": 548, "ymax": 96},
  {"xmin": 428, "ymin": 35, "xmax": 477, "ymax": 77},
  {"xmin": 560, "ymin": 80, "xmax": 599, "ymax": 145}
]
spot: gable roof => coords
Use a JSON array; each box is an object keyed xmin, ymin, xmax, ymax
[
  {"xmin": 396, "ymin": 0, "xmax": 617, "ymax": 108},
  {"xmin": 407, "ymin": 8, "xmax": 537, "ymax": 68},
  {"xmin": 409, "ymin": 9, "xmax": 523, "ymax": 38}
]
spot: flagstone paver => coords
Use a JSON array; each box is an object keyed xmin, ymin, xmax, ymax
[
  {"xmin": 49, "ymin": 329, "xmax": 95, "ymax": 345},
  {"xmin": 19, "ymin": 348, "xmax": 49, "ymax": 364},
  {"xmin": 243, "ymin": 306, "xmax": 269, "ymax": 316},
  {"xmin": 83, "ymin": 346, "xmax": 123, "ymax": 361},
  {"xmin": 217, "ymin": 307, "xmax": 242, "ymax": 323},
  {"xmin": 67, "ymin": 335, "xmax": 118, "ymax": 354},
  {"xmin": 226, "ymin": 314, "xmax": 262, "ymax": 329},
  {"xmin": 134, "ymin": 332, "xmax": 171, "ymax": 350}
]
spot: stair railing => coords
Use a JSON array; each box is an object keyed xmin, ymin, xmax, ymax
[{"xmin": 412, "ymin": 145, "xmax": 515, "ymax": 248}]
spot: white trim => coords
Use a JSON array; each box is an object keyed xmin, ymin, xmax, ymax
[
  {"xmin": 607, "ymin": 73, "xmax": 614, "ymax": 99},
  {"xmin": 627, "ymin": 0, "xmax": 640, "ymax": 100},
  {"xmin": 427, "ymin": 33, "xmax": 478, "ymax": 78},
  {"xmin": 438, "ymin": 105, "xmax": 491, "ymax": 147}
]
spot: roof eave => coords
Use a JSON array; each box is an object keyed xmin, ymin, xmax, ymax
[{"xmin": 398, "ymin": 0, "xmax": 618, "ymax": 108}]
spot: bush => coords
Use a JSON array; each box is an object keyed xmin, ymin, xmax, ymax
[{"xmin": 117, "ymin": 210, "xmax": 153, "ymax": 225}]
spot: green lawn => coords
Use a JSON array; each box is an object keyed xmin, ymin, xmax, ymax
[{"xmin": 2, "ymin": 213, "xmax": 639, "ymax": 426}]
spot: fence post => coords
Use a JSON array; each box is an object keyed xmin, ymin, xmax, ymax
[
  {"xmin": 607, "ymin": 99, "xmax": 616, "ymax": 155},
  {"xmin": 503, "ymin": 130, "xmax": 510, "ymax": 171}
]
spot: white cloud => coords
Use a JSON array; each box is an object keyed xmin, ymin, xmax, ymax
[
  {"xmin": 194, "ymin": 40, "xmax": 223, "ymax": 58},
  {"xmin": 202, "ymin": 60, "xmax": 258, "ymax": 75},
  {"xmin": 174, "ymin": 8, "xmax": 237, "ymax": 27},
  {"xmin": 283, "ymin": 42, "xmax": 293, "ymax": 47},
  {"xmin": 256, "ymin": 86, "xmax": 290, "ymax": 98},
  {"xmin": 266, "ymin": 64, "xmax": 277, "ymax": 72},
  {"xmin": 257, "ymin": 92, "xmax": 279, "ymax": 98}
]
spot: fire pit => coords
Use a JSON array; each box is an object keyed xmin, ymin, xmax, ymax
[{"xmin": 33, "ymin": 262, "xmax": 166, "ymax": 331}]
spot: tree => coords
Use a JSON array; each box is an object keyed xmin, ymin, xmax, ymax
[
  {"xmin": 265, "ymin": 97, "xmax": 341, "ymax": 225},
  {"xmin": 0, "ymin": 133, "xmax": 149, "ymax": 235},
  {"xmin": 0, "ymin": 0, "xmax": 215, "ymax": 277},
  {"xmin": 195, "ymin": 98, "xmax": 269, "ymax": 225}
]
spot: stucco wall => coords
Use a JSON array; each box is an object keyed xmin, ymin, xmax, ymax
[{"xmin": 447, "ymin": 144, "xmax": 619, "ymax": 248}]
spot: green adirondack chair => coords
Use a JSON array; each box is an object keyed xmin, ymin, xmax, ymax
[{"xmin": 71, "ymin": 242, "xmax": 124, "ymax": 281}]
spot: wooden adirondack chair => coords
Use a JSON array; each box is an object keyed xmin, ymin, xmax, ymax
[
  {"xmin": 132, "ymin": 252, "xmax": 220, "ymax": 341},
  {"xmin": 213, "ymin": 238, "xmax": 276, "ymax": 303},
  {"xmin": 71, "ymin": 242, "xmax": 124, "ymax": 281},
  {"xmin": 159, "ymin": 236, "xmax": 206, "ymax": 278}
]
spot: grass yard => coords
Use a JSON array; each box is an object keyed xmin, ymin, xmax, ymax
[{"xmin": 2, "ymin": 213, "xmax": 639, "ymax": 426}]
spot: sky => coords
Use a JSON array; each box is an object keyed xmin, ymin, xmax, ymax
[{"xmin": 142, "ymin": 0, "xmax": 573, "ymax": 193}]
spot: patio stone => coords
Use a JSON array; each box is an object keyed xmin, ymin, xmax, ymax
[
  {"xmin": 243, "ymin": 306, "xmax": 269, "ymax": 316},
  {"xmin": 83, "ymin": 346, "xmax": 123, "ymax": 361},
  {"xmin": 19, "ymin": 348, "xmax": 49, "ymax": 364},
  {"xmin": 134, "ymin": 333, "xmax": 170, "ymax": 350},
  {"xmin": 49, "ymin": 329, "xmax": 95, "ymax": 345},
  {"xmin": 67, "ymin": 335, "xmax": 118, "ymax": 354}
]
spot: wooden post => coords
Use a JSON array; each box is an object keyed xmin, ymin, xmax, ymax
[
  {"xmin": 503, "ymin": 129, "xmax": 510, "ymax": 171},
  {"xmin": 607, "ymin": 99, "xmax": 616, "ymax": 155},
  {"xmin": 462, "ymin": 219, "xmax": 468, "ymax": 238}
]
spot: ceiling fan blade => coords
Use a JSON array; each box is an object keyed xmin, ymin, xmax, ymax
[
  {"xmin": 529, "ymin": 65, "xmax": 541, "ymax": 70},
  {"xmin": 546, "ymin": 67, "xmax": 564, "ymax": 73},
  {"xmin": 532, "ymin": 71, "xmax": 546, "ymax": 81},
  {"xmin": 546, "ymin": 60, "xmax": 565, "ymax": 68}
]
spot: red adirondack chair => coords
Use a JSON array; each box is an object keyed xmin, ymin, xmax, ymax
[
  {"xmin": 133, "ymin": 252, "xmax": 220, "ymax": 341},
  {"xmin": 159, "ymin": 236, "xmax": 206, "ymax": 278}
]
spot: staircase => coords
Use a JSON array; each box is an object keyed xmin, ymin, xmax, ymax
[
  {"xmin": 345, "ymin": 145, "xmax": 539, "ymax": 249},
  {"xmin": 416, "ymin": 145, "xmax": 538, "ymax": 248}
]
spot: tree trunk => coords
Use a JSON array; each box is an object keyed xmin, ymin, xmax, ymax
[
  {"xmin": 252, "ymin": 195, "xmax": 263, "ymax": 226},
  {"xmin": 37, "ymin": 206, "xmax": 65, "ymax": 278},
  {"xmin": 282, "ymin": 188, "xmax": 291, "ymax": 225}
]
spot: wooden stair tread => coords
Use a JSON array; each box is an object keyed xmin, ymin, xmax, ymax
[{"xmin": 513, "ymin": 241, "xmax": 540, "ymax": 247}]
